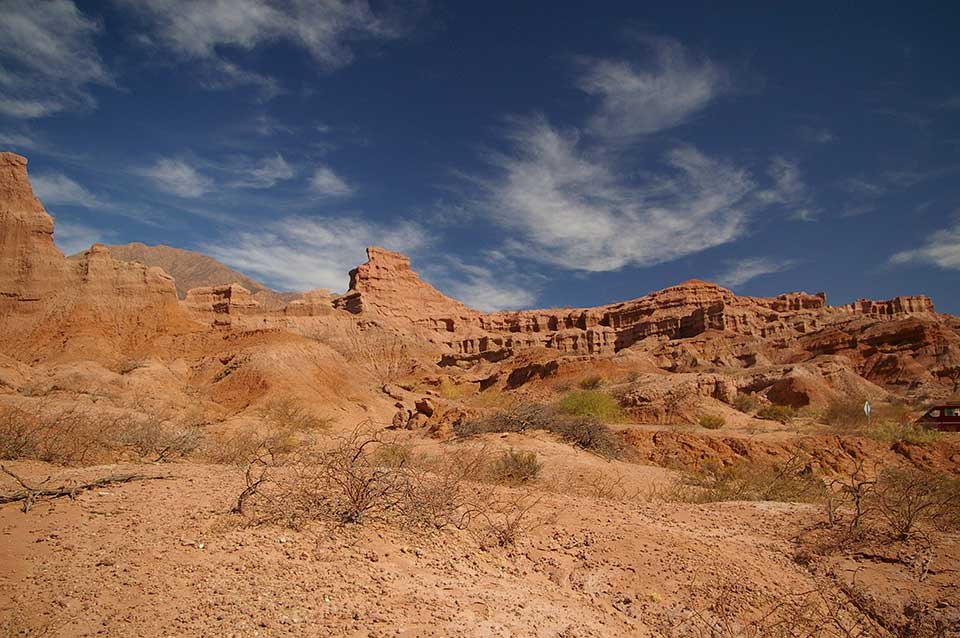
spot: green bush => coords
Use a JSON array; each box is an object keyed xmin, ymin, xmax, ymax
[
  {"xmin": 757, "ymin": 404, "xmax": 796, "ymax": 424},
  {"xmin": 869, "ymin": 420, "xmax": 940, "ymax": 445},
  {"xmin": 492, "ymin": 449, "xmax": 542, "ymax": 484},
  {"xmin": 578, "ymin": 375, "xmax": 605, "ymax": 390},
  {"xmin": 699, "ymin": 414, "xmax": 726, "ymax": 429},
  {"xmin": 557, "ymin": 390, "xmax": 623, "ymax": 421}
]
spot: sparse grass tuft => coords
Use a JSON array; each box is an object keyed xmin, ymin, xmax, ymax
[
  {"xmin": 577, "ymin": 375, "xmax": 605, "ymax": 390},
  {"xmin": 699, "ymin": 414, "xmax": 726, "ymax": 430},
  {"xmin": 869, "ymin": 420, "xmax": 940, "ymax": 444},
  {"xmin": 823, "ymin": 397, "xmax": 867, "ymax": 430},
  {"xmin": 732, "ymin": 393, "xmax": 757, "ymax": 414},
  {"xmin": 492, "ymin": 449, "xmax": 542, "ymax": 484},
  {"xmin": 670, "ymin": 456, "xmax": 826, "ymax": 504},
  {"xmin": 757, "ymin": 404, "xmax": 796, "ymax": 424}
]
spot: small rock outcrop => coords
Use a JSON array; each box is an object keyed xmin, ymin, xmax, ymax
[
  {"xmin": 284, "ymin": 288, "xmax": 334, "ymax": 316},
  {"xmin": 183, "ymin": 284, "xmax": 261, "ymax": 325}
]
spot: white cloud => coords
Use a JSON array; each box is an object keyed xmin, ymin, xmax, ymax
[
  {"xmin": 203, "ymin": 215, "xmax": 427, "ymax": 291},
  {"xmin": 762, "ymin": 156, "xmax": 818, "ymax": 221},
  {"xmin": 118, "ymin": 0, "xmax": 405, "ymax": 92},
  {"xmin": 0, "ymin": 131, "xmax": 37, "ymax": 150},
  {"xmin": 234, "ymin": 153, "xmax": 295, "ymax": 188},
  {"xmin": 890, "ymin": 223, "xmax": 960, "ymax": 270},
  {"xmin": 254, "ymin": 114, "xmax": 296, "ymax": 137},
  {"xmin": 481, "ymin": 116, "xmax": 754, "ymax": 272},
  {"xmin": 137, "ymin": 158, "xmax": 214, "ymax": 197},
  {"xmin": 798, "ymin": 126, "xmax": 835, "ymax": 144},
  {"xmin": 446, "ymin": 276, "xmax": 536, "ymax": 312},
  {"xmin": 53, "ymin": 220, "xmax": 113, "ymax": 255},
  {"xmin": 199, "ymin": 58, "xmax": 282, "ymax": 98},
  {"xmin": 0, "ymin": 0, "xmax": 112, "ymax": 118},
  {"xmin": 715, "ymin": 257, "xmax": 797, "ymax": 288},
  {"xmin": 310, "ymin": 166, "xmax": 353, "ymax": 197},
  {"xmin": 841, "ymin": 177, "xmax": 887, "ymax": 197},
  {"xmin": 577, "ymin": 37, "xmax": 726, "ymax": 139},
  {"xmin": 31, "ymin": 173, "xmax": 101, "ymax": 208},
  {"xmin": 424, "ymin": 254, "xmax": 540, "ymax": 312}
]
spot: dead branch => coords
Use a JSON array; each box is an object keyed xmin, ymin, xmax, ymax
[{"xmin": 0, "ymin": 464, "xmax": 171, "ymax": 512}]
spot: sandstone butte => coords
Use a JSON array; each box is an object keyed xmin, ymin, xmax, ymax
[{"xmin": 1, "ymin": 149, "xmax": 959, "ymax": 425}]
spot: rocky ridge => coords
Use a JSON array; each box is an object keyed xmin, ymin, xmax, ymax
[{"xmin": 1, "ymin": 150, "xmax": 958, "ymax": 414}]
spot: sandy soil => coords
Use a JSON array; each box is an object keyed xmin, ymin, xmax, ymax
[{"xmin": 1, "ymin": 432, "xmax": 958, "ymax": 637}]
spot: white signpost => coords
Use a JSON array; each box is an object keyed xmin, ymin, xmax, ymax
[{"xmin": 864, "ymin": 400, "xmax": 871, "ymax": 427}]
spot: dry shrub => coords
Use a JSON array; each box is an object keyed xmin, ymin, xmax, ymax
[
  {"xmin": 0, "ymin": 400, "xmax": 208, "ymax": 466},
  {"xmin": 810, "ymin": 462, "xmax": 960, "ymax": 554},
  {"xmin": 259, "ymin": 397, "xmax": 331, "ymax": 432},
  {"xmin": 578, "ymin": 375, "xmax": 605, "ymax": 390},
  {"xmin": 699, "ymin": 414, "xmax": 725, "ymax": 430},
  {"xmin": 732, "ymin": 393, "xmax": 757, "ymax": 414},
  {"xmin": 313, "ymin": 322, "xmax": 414, "ymax": 384},
  {"xmin": 230, "ymin": 427, "xmax": 546, "ymax": 546},
  {"xmin": 756, "ymin": 404, "xmax": 796, "ymax": 424},
  {"xmin": 0, "ymin": 403, "xmax": 115, "ymax": 465},
  {"xmin": 116, "ymin": 418, "xmax": 204, "ymax": 462},
  {"xmin": 455, "ymin": 403, "xmax": 623, "ymax": 459},
  {"xmin": 470, "ymin": 489, "xmax": 544, "ymax": 548},
  {"xmin": 869, "ymin": 419, "xmax": 940, "ymax": 444},
  {"xmin": 667, "ymin": 584, "xmax": 876, "ymax": 638},
  {"xmin": 492, "ymin": 449, "xmax": 542, "ymax": 484},
  {"xmin": 671, "ymin": 455, "xmax": 826, "ymax": 504},
  {"xmin": 823, "ymin": 398, "xmax": 867, "ymax": 430},
  {"xmin": 872, "ymin": 467, "xmax": 959, "ymax": 539},
  {"xmin": 212, "ymin": 427, "xmax": 304, "ymax": 515}
]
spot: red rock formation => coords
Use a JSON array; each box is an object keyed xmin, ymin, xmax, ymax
[
  {"xmin": 333, "ymin": 247, "xmax": 480, "ymax": 331},
  {"xmin": 0, "ymin": 152, "xmax": 68, "ymax": 305},
  {"xmin": 0, "ymin": 152, "xmax": 196, "ymax": 359},
  {"xmin": 183, "ymin": 284, "xmax": 261, "ymax": 325},
  {"xmin": 284, "ymin": 288, "xmax": 334, "ymax": 316},
  {"xmin": 839, "ymin": 296, "xmax": 935, "ymax": 316}
]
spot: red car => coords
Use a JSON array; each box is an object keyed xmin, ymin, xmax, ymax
[{"xmin": 916, "ymin": 404, "xmax": 960, "ymax": 432}]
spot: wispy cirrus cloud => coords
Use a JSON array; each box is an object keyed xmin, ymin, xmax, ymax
[
  {"xmin": 310, "ymin": 166, "xmax": 354, "ymax": 197},
  {"xmin": 890, "ymin": 221, "xmax": 960, "ymax": 270},
  {"xmin": 0, "ymin": 0, "xmax": 113, "ymax": 118},
  {"xmin": 117, "ymin": 0, "xmax": 413, "ymax": 95},
  {"xmin": 577, "ymin": 36, "xmax": 727, "ymax": 140},
  {"xmin": 53, "ymin": 220, "xmax": 115, "ymax": 255},
  {"xmin": 203, "ymin": 215, "xmax": 426, "ymax": 291},
  {"xmin": 137, "ymin": 158, "xmax": 214, "ymax": 198},
  {"xmin": 761, "ymin": 156, "xmax": 818, "ymax": 221},
  {"xmin": 715, "ymin": 256, "xmax": 798, "ymax": 288},
  {"xmin": 424, "ymin": 252, "xmax": 542, "ymax": 312},
  {"xmin": 30, "ymin": 172, "xmax": 102, "ymax": 208},
  {"xmin": 798, "ymin": 126, "xmax": 835, "ymax": 144},
  {"xmin": 479, "ymin": 116, "xmax": 755, "ymax": 272},
  {"xmin": 232, "ymin": 153, "xmax": 295, "ymax": 189}
]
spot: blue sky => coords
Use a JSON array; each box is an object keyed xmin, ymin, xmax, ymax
[{"xmin": 1, "ymin": 1, "xmax": 958, "ymax": 313}]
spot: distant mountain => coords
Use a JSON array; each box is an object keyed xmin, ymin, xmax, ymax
[{"xmin": 74, "ymin": 242, "xmax": 272, "ymax": 299}]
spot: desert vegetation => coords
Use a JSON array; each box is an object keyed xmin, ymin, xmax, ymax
[
  {"xmin": 667, "ymin": 454, "xmax": 826, "ymax": 504},
  {"xmin": 454, "ymin": 403, "xmax": 624, "ymax": 459},
  {"xmin": 756, "ymin": 403, "xmax": 797, "ymax": 424},
  {"xmin": 698, "ymin": 414, "xmax": 726, "ymax": 429}
]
